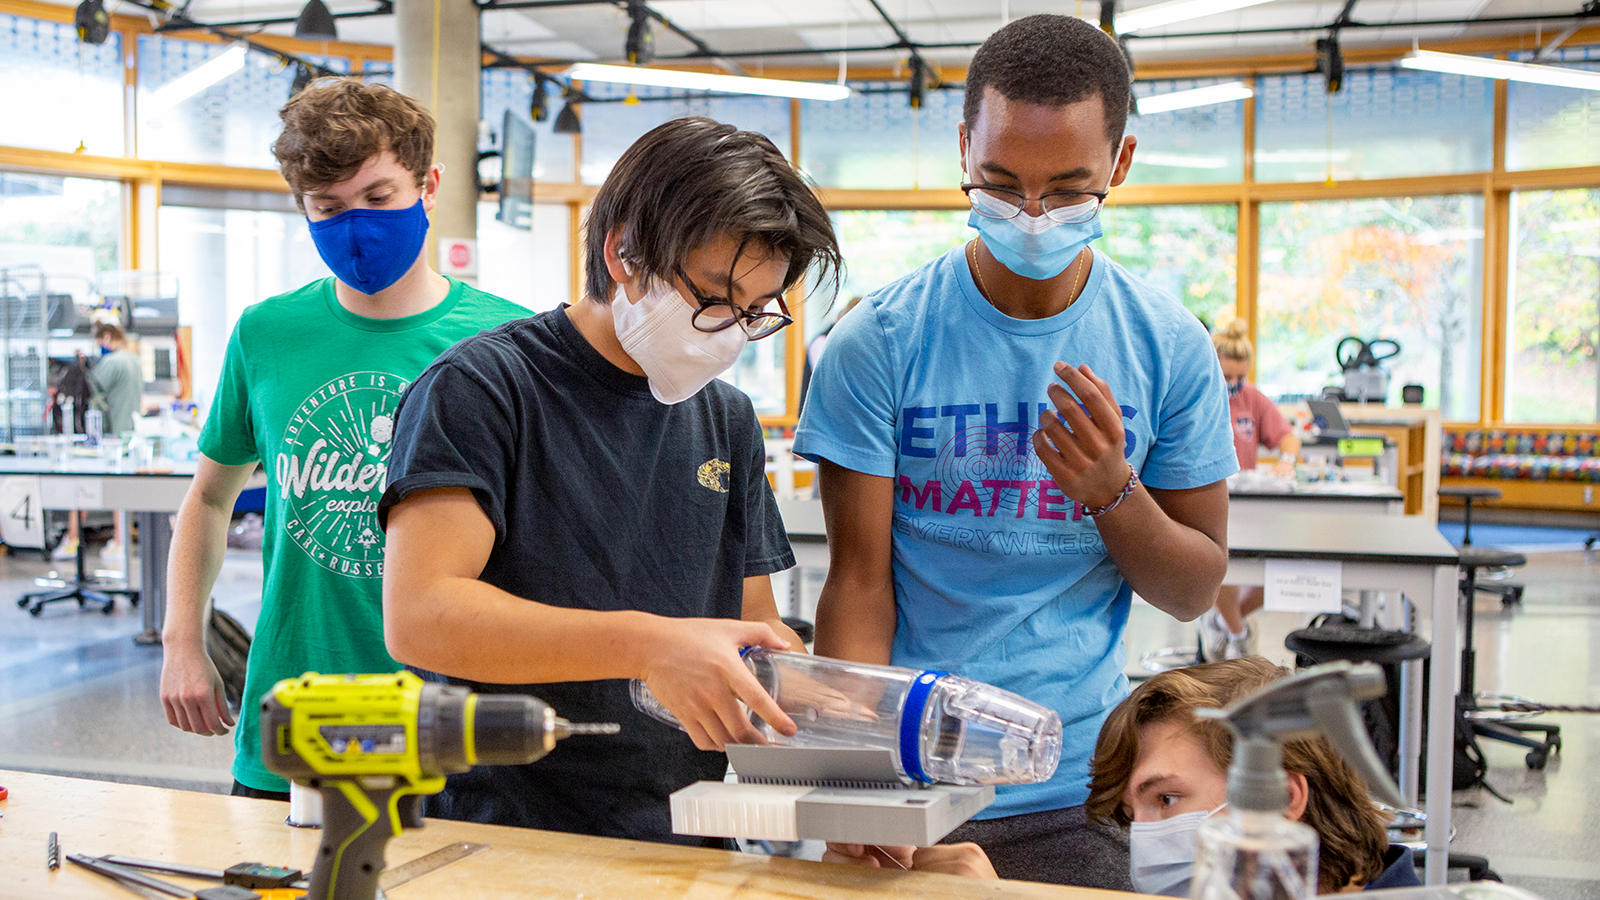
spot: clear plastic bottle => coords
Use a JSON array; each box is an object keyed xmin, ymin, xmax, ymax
[
  {"xmin": 1193, "ymin": 808, "xmax": 1318, "ymax": 900},
  {"xmin": 629, "ymin": 648, "xmax": 1061, "ymax": 786}
]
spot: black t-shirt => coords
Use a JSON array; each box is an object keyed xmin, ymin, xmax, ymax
[{"xmin": 379, "ymin": 306, "xmax": 794, "ymax": 845}]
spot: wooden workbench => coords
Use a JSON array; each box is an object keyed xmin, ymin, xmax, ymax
[{"xmin": 0, "ymin": 770, "xmax": 1135, "ymax": 899}]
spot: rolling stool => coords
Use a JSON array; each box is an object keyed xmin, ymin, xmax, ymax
[
  {"xmin": 17, "ymin": 527, "xmax": 133, "ymax": 617},
  {"xmin": 1286, "ymin": 617, "xmax": 1431, "ymax": 779},
  {"xmin": 1456, "ymin": 544, "xmax": 1561, "ymax": 769},
  {"xmin": 1439, "ymin": 486, "xmax": 1524, "ymax": 606}
]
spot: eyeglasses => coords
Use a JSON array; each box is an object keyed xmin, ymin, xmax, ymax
[
  {"xmin": 961, "ymin": 183, "xmax": 1109, "ymax": 225},
  {"xmin": 677, "ymin": 267, "xmax": 793, "ymax": 341}
]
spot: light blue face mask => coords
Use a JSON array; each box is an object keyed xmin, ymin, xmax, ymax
[
  {"xmin": 1129, "ymin": 805, "xmax": 1226, "ymax": 897},
  {"xmin": 967, "ymin": 188, "xmax": 1104, "ymax": 282}
]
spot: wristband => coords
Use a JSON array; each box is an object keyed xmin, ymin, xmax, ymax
[{"xmin": 1083, "ymin": 465, "xmax": 1139, "ymax": 518}]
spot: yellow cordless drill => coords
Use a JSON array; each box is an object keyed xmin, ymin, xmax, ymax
[{"xmin": 261, "ymin": 671, "xmax": 617, "ymax": 900}]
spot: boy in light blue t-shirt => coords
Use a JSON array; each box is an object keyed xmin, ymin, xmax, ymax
[{"xmin": 795, "ymin": 15, "xmax": 1237, "ymax": 890}]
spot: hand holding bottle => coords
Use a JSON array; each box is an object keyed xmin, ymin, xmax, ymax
[{"xmin": 636, "ymin": 617, "xmax": 796, "ymax": 751}]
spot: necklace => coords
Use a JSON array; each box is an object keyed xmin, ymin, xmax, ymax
[{"xmin": 968, "ymin": 240, "xmax": 1087, "ymax": 309}]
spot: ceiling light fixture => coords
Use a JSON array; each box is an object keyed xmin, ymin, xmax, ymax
[
  {"xmin": 1136, "ymin": 80, "xmax": 1253, "ymax": 114},
  {"xmin": 565, "ymin": 62, "xmax": 851, "ymax": 102},
  {"xmin": 147, "ymin": 44, "xmax": 248, "ymax": 111},
  {"xmin": 74, "ymin": 0, "xmax": 110, "ymax": 44},
  {"xmin": 1115, "ymin": 0, "xmax": 1279, "ymax": 34},
  {"xmin": 531, "ymin": 77, "xmax": 549, "ymax": 122},
  {"xmin": 624, "ymin": 0, "xmax": 654, "ymax": 65},
  {"xmin": 1399, "ymin": 49, "xmax": 1600, "ymax": 91},
  {"xmin": 552, "ymin": 101, "xmax": 581, "ymax": 135},
  {"xmin": 908, "ymin": 56, "xmax": 927, "ymax": 109},
  {"xmin": 1317, "ymin": 35, "xmax": 1345, "ymax": 93},
  {"xmin": 293, "ymin": 0, "xmax": 338, "ymax": 43}
]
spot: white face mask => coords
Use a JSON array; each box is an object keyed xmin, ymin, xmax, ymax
[
  {"xmin": 611, "ymin": 279, "xmax": 748, "ymax": 405},
  {"xmin": 1129, "ymin": 805, "xmax": 1226, "ymax": 897}
]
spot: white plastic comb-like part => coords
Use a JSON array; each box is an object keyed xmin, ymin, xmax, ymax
[{"xmin": 669, "ymin": 782, "xmax": 810, "ymax": 841}]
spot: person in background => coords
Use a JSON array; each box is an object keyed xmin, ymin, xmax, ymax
[
  {"xmin": 159, "ymin": 77, "xmax": 527, "ymax": 801},
  {"xmin": 85, "ymin": 321, "xmax": 143, "ymax": 559},
  {"xmin": 90, "ymin": 321, "xmax": 142, "ymax": 438},
  {"xmin": 1086, "ymin": 658, "xmax": 1419, "ymax": 895},
  {"xmin": 830, "ymin": 658, "xmax": 1422, "ymax": 895},
  {"xmin": 1200, "ymin": 318, "xmax": 1302, "ymax": 660},
  {"xmin": 379, "ymin": 116, "xmax": 842, "ymax": 843},
  {"xmin": 796, "ymin": 15, "xmax": 1237, "ymax": 888}
]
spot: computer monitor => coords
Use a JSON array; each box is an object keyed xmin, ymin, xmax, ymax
[{"xmin": 1307, "ymin": 398, "xmax": 1352, "ymax": 438}]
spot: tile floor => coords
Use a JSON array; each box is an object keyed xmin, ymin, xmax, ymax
[{"xmin": 2, "ymin": 539, "xmax": 1598, "ymax": 897}]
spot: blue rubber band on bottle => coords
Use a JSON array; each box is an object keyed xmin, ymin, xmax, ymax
[{"xmin": 899, "ymin": 670, "xmax": 948, "ymax": 784}]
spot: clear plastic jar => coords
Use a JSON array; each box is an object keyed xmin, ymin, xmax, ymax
[{"xmin": 631, "ymin": 648, "xmax": 1061, "ymax": 786}]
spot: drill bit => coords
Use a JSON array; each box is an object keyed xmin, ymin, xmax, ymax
[{"xmin": 553, "ymin": 720, "xmax": 621, "ymax": 738}]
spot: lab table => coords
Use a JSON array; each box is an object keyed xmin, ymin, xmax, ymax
[
  {"xmin": 1230, "ymin": 480, "xmax": 1406, "ymax": 516},
  {"xmin": 776, "ymin": 499, "xmax": 1461, "ymax": 885},
  {"xmin": 0, "ymin": 459, "xmax": 264, "ymax": 644},
  {"xmin": 0, "ymin": 769, "xmax": 1136, "ymax": 900}
]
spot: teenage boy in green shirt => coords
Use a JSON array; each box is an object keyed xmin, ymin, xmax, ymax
[{"xmin": 159, "ymin": 78, "xmax": 526, "ymax": 798}]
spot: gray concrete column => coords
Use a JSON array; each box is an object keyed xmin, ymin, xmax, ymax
[{"xmin": 394, "ymin": 0, "xmax": 480, "ymax": 281}]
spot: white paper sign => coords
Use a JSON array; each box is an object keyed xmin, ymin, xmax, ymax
[
  {"xmin": 1263, "ymin": 559, "xmax": 1343, "ymax": 613},
  {"xmin": 39, "ymin": 477, "xmax": 104, "ymax": 510}
]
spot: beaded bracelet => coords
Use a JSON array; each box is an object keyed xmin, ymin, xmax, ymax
[{"xmin": 1083, "ymin": 465, "xmax": 1139, "ymax": 518}]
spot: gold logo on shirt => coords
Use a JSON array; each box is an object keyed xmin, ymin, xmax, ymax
[{"xmin": 697, "ymin": 458, "xmax": 731, "ymax": 493}]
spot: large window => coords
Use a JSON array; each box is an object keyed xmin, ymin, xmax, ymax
[
  {"xmin": 579, "ymin": 84, "xmax": 792, "ymax": 185},
  {"xmin": 1505, "ymin": 47, "xmax": 1600, "ymax": 172},
  {"xmin": 1125, "ymin": 81, "xmax": 1244, "ymax": 185},
  {"xmin": 1506, "ymin": 188, "xmax": 1600, "ymax": 424},
  {"xmin": 158, "ymin": 189, "xmax": 331, "ymax": 409},
  {"xmin": 1257, "ymin": 195, "xmax": 1483, "ymax": 420},
  {"xmin": 0, "ymin": 14, "xmax": 123, "ymax": 156},
  {"xmin": 137, "ymin": 35, "xmax": 347, "ymax": 168},
  {"xmin": 0, "ymin": 174, "xmax": 121, "ymax": 283},
  {"xmin": 1255, "ymin": 69, "xmax": 1493, "ymax": 182},
  {"xmin": 817, "ymin": 209, "xmax": 969, "ymax": 341},
  {"xmin": 1099, "ymin": 203, "xmax": 1237, "ymax": 325},
  {"xmin": 801, "ymin": 83, "xmax": 964, "ymax": 190}
]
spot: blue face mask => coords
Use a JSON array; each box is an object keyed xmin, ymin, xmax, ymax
[
  {"xmin": 967, "ymin": 195, "xmax": 1104, "ymax": 282},
  {"xmin": 308, "ymin": 199, "xmax": 429, "ymax": 295}
]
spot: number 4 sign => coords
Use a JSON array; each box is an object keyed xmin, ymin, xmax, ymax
[{"xmin": 0, "ymin": 476, "xmax": 45, "ymax": 551}]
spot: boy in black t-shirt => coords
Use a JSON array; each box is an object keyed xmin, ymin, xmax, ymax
[{"xmin": 379, "ymin": 117, "xmax": 842, "ymax": 843}]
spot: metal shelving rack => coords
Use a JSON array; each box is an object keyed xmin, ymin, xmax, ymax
[{"xmin": 0, "ymin": 265, "xmax": 51, "ymax": 444}]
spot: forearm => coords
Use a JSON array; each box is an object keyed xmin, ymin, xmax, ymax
[
  {"xmin": 814, "ymin": 578, "xmax": 895, "ymax": 664},
  {"xmin": 1278, "ymin": 432, "xmax": 1302, "ymax": 458},
  {"xmin": 385, "ymin": 576, "xmax": 666, "ymax": 683},
  {"xmin": 163, "ymin": 493, "xmax": 234, "ymax": 647},
  {"xmin": 1095, "ymin": 487, "xmax": 1228, "ymax": 621}
]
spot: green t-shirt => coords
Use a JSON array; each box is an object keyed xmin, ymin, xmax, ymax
[{"xmin": 199, "ymin": 276, "xmax": 526, "ymax": 792}]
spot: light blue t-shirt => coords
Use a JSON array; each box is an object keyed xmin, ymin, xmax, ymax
[{"xmin": 794, "ymin": 246, "xmax": 1237, "ymax": 818}]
